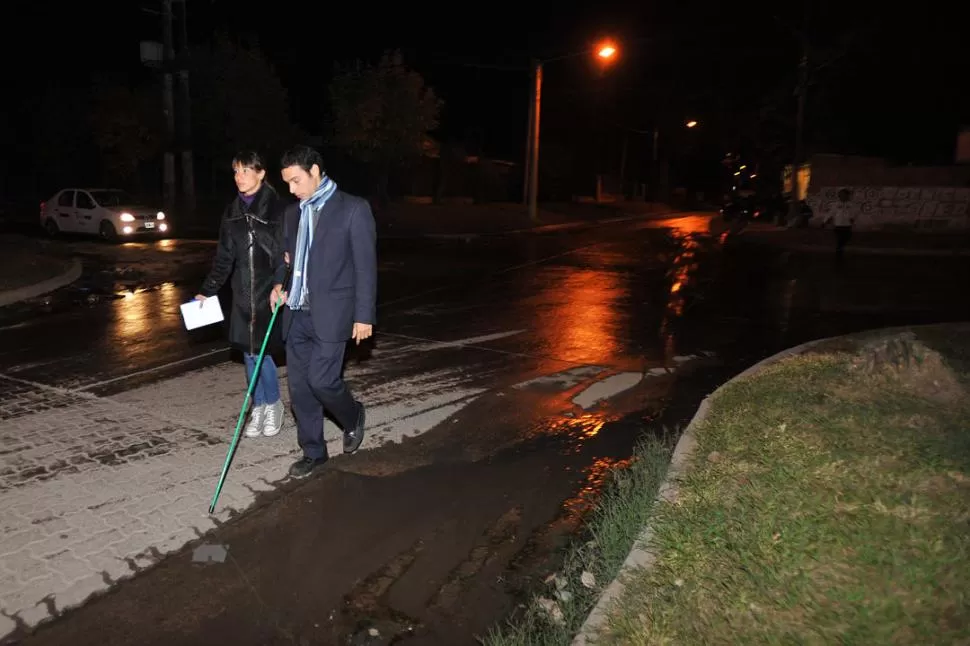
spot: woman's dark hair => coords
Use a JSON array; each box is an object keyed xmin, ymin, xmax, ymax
[
  {"xmin": 280, "ymin": 145, "xmax": 325, "ymax": 174},
  {"xmin": 232, "ymin": 150, "xmax": 266, "ymax": 172}
]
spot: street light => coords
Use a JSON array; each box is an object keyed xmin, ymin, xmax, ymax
[
  {"xmin": 525, "ymin": 40, "xmax": 619, "ymax": 222},
  {"xmin": 648, "ymin": 119, "xmax": 701, "ymax": 201},
  {"xmin": 597, "ymin": 42, "xmax": 618, "ymax": 59}
]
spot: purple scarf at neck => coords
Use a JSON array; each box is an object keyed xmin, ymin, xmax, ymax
[{"xmin": 239, "ymin": 190, "xmax": 257, "ymax": 207}]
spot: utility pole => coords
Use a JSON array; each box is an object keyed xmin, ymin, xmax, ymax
[
  {"xmin": 787, "ymin": 1, "xmax": 811, "ymax": 226},
  {"xmin": 787, "ymin": 51, "xmax": 809, "ymax": 225},
  {"xmin": 175, "ymin": 0, "xmax": 195, "ymax": 217},
  {"xmin": 523, "ymin": 70, "xmax": 535, "ymax": 206},
  {"xmin": 619, "ymin": 133, "xmax": 628, "ymax": 195},
  {"xmin": 528, "ymin": 60, "xmax": 542, "ymax": 222},
  {"xmin": 161, "ymin": 0, "xmax": 176, "ymax": 213}
]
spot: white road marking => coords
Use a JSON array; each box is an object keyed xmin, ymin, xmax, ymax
[
  {"xmin": 75, "ymin": 347, "xmax": 228, "ymax": 391},
  {"xmin": 513, "ymin": 365, "xmax": 607, "ymax": 390},
  {"xmin": 572, "ymin": 372, "xmax": 644, "ymax": 410},
  {"xmin": 415, "ymin": 330, "xmax": 526, "ymax": 351}
]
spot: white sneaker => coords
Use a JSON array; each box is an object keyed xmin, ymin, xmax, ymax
[
  {"xmin": 244, "ymin": 404, "xmax": 266, "ymax": 438},
  {"xmin": 262, "ymin": 400, "xmax": 284, "ymax": 437}
]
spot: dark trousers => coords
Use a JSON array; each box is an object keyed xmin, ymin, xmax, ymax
[
  {"xmin": 286, "ymin": 310, "xmax": 358, "ymax": 459},
  {"xmin": 835, "ymin": 226, "xmax": 852, "ymax": 265}
]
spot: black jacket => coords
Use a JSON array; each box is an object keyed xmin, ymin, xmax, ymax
[{"xmin": 200, "ymin": 183, "xmax": 285, "ymax": 354}]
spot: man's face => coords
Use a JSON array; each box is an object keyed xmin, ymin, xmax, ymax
[{"xmin": 282, "ymin": 164, "xmax": 321, "ymax": 201}]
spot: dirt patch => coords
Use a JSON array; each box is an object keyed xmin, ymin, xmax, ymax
[{"xmin": 851, "ymin": 332, "xmax": 965, "ymax": 404}]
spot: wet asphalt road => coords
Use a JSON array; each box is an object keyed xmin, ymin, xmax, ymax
[
  {"xmin": 0, "ymin": 217, "xmax": 726, "ymax": 391},
  {"xmin": 3, "ymin": 215, "xmax": 969, "ymax": 645}
]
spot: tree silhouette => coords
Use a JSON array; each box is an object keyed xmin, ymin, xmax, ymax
[
  {"xmin": 87, "ymin": 80, "xmax": 164, "ymax": 185},
  {"xmin": 328, "ymin": 50, "xmax": 442, "ymax": 200},
  {"xmin": 189, "ymin": 35, "xmax": 305, "ymax": 174}
]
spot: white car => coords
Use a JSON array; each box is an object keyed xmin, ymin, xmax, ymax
[{"xmin": 40, "ymin": 189, "xmax": 171, "ymax": 242}]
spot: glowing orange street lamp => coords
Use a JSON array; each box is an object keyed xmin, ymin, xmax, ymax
[
  {"xmin": 597, "ymin": 43, "xmax": 617, "ymax": 59},
  {"xmin": 686, "ymin": 120, "xmax": 698, "ymax": 128},
  {"xmin": 526, "ymin": 40, "xmax": 620, "ymax": 221}
]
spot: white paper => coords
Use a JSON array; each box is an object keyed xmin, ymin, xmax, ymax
[{"xmin": 180, "ymin": 295, "xmax": 225, "ymax": 330}]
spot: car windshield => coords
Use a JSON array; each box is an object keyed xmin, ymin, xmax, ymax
[{"xmin": 90, "ymin": 191, "xmax": 136, "ymax": 207}]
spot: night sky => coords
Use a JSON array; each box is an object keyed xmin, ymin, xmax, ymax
[{"xmin": 3, "ymin": 0, "xmax": 969, "ymax": 189}]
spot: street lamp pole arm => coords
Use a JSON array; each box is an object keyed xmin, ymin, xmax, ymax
[{"xmin": 541, "ymin": 48, "xmax": 594, "ymax": 64}]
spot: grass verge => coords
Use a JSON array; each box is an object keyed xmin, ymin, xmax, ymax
[
  {"xmin": 480, "ymin": 433, "xmax": 676, "ymax": 645},
  {"xmin": 604, "ymin": 327, "xmax": 970, "ymax": 644}
]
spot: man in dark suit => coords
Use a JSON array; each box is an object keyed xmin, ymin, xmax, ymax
[{"xmin": 270, "ymin": 145, "xmax": 376, "ymax": 478}]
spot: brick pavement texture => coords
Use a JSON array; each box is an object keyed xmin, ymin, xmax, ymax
[
  {"xmin": 0, "ymin": 335, "xmax": 468, "ymax": 634},
  {"xmin": 0, "ymin": 330, "xmax": 692, "ymax": 639},
  {"xmin": 0, "ymin": 331, "xmax": 558, "ymax": 638}
]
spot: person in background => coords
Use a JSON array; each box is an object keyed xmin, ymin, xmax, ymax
[
  {"xmin": 824, "ymin": 188, "xmax": 855, "ymax": 268},
  {"xmin": 196, "ymin": 151, "xmax": 286, "ymax": 438}
]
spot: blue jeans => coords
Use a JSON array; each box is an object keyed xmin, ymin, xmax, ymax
[{"xmin": 243, "ymin": 353, "xmax": 281, "ymax": 406}]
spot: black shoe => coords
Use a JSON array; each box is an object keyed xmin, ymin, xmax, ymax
[
  {"xmin": 288, "ymin": 455, "xmax": 328, "ymax": 478},
  {"xmin": 343, "ymin": 402, "xmax": 365, "ymax": 454}
]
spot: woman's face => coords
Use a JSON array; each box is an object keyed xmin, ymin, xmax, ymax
[{"xmin": 233, "ymin": 163, "xmax": 266, "ymax": 196}]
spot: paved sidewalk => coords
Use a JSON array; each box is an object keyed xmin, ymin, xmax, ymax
[
  {"xmin": 0, "ymin": 329, "xmax": 700, "ymax": 640},
  {"xmin": 0, "ymin": 333, "xmax": 481, "ymax": 636}
]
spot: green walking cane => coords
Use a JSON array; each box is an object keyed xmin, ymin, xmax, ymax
[{"xmin": 208, "ymin": 295, "xmax": 284, "ymax": 514}]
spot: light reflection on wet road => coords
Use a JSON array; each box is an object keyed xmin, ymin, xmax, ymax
[{"xmin": 0, "ymin": 239, "xmax": 224, "ymax": 389}]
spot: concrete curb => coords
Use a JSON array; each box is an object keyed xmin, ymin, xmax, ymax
[
  {"xmin": 572, "ymin": 334, "xmax": 841, "ymax": 645},
  {"xmin": 0, "ymin": 259, "xmax": 82, "ymax": 308}
]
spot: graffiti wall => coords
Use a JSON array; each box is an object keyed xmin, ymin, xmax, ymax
[{"xmin": 806, "ymin": 186, "xmax": 970, "ymax": 231}]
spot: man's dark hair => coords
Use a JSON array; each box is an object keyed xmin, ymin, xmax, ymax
[
  {"xmin": 232, "ymin": 150, "xmax": 266, "ymax": 171},
  {"xmin": 280, "ymin": 145, "xmax": 325, "ymax": 174}
]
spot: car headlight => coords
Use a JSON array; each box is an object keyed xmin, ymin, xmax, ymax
[
  {"xmin": 120, "ymin": 213, "xmax": 135, "ymax": 222},
  {"xmin": 157, "ymin": 211, "xmax": 165, "ymax": 220}
]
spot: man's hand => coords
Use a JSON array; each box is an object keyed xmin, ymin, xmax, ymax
[
  {"xmin": 352, "ymin": 323, "xmax": 373, "ymax": 345},
  {"xmin": 270, "ymin": 284, "xmax": 287, "ymax": 310},
  {"xmin": 194, "ymin": 294, "xmax": 206, "ymax": 308}
]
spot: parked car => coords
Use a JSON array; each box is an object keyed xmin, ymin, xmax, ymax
[{"xmin": 40, "ymin": 189, "xmax": 170, "ymax": 242}]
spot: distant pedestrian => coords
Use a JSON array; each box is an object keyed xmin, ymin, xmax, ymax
[
  {"xmin": 197, "ymin": 151, "xmax": 287, "ymax": 438},
  {"xmin": 825, "ymin": 188, "xmax": 855, "ymax": 267}
]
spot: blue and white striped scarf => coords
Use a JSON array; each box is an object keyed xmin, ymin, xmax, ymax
[{"xmin": 287, "ymin": 175, "xmax": 337, "ymax": 310}]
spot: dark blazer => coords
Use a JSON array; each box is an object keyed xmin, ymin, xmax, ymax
[{"xmin": 276, "ymin": 190, "xmax": 377, "ymax": 343}]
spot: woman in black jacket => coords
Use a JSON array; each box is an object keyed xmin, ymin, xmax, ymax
[{"xmin": 196, "ymin": 151, "xmax": 286, "ymax": 438}]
